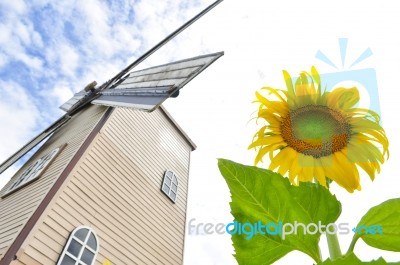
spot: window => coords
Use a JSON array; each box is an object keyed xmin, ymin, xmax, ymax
[
  {"xmin": 3, "ymin": 145, "xmax": 64, "ymax": 196},
  {"xmin": 161, "ymin": 170, "xmax": 178, "ymax": 202},
  {"xmin": 57, "ymin": 226, "xmax": 99, "ymax": 265}
]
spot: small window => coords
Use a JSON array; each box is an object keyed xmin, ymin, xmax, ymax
[
  {"xmin": 161, "ymin": 170, "xmax": 178, "ymax": 202},
  {"xmin": 3, "ymin": 145, "xmax": 64, "ymax": 197},
  {"xmin": 57, "ymin": 226, "xmax": 99, "ymax": 265}
]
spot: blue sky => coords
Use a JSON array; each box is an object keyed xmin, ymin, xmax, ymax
[{"xmin": 1, "ymin": 0, "xmax": 400, "ymax": 264}]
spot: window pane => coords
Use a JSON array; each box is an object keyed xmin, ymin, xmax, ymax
[
  {"xmin": 170, "ymin": 191, "xmax": 176, "ymax": 201},
  {"xmin": 171, "ymin": 183, "xmax": 177, "ymax": 192},
  {"xmin": 67, "ymin": 239, "xmax": 82, "ymax": 257},
  {"xmin": 162, "ymin": 184, "xmax": 170, "ymax": 194},
  {"xmin": 60, "ymin": 255, "xmax": 76, "ymax": 265},
  {"xmin": 164, "ymin": 176, "xmax": 171, "ymax": 186},
  {"xmin": 81, "ymin": 248, "xmax": 95, "ymax": 265},
  {"xmin": 87, "ymin": 233, "xmax": 97, "ymax": 250},
  {"xmin": 11, "ymin": 179, "xmax": 22, "ymax": 189},
  {"xmin": 172, "ymin": 174, "xmax": 177, "ymax": 184},
  {"xmin": 166, "ymin": 171, "xmax": 173, "ymax": 179},
  {"xmin": 74, "ymin": 228, "xmax": 89, "ymax": 242}
]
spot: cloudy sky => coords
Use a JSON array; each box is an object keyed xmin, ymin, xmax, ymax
[{"xmin": 1, "ymin": 0, "xmax": 400, "ymax": 264}]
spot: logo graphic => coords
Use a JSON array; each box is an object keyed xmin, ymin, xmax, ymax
[
  {"xmin": 188, "ymin": 219, "xmax": 384, "ymax": 240},
  {"xmin": 352, "ymin": 225, "xmax": 383, "ymax": 235},
  {"xmin": 315, "ymin": 38, "xmax": 381, "ymax": 118}
]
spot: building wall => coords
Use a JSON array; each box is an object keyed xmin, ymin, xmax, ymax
[
  {"xmin": 15, "ymin": 107, "xmax": 192, "ymax": 264},
  {"xmin": 0, "ymin": 105, "xmax": 108, "ymax": 261}
]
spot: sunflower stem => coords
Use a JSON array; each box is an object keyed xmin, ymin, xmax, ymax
[
  {"xmin": 326, "ymin": 232, "xmax": 342, "ymax": 260},
  {"xmin": 346, "ymin": 235, "xmax": 359, "ymax": 255}
]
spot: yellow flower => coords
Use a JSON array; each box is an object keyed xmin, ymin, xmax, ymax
[{"xmin": 249, "ymin": 67, "xmax": 389, "ymax": 192}]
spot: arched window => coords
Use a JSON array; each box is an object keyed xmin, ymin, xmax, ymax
[
  {"xmin": 161, "ymin": 170, "xmax": 178, "ymax": 202},
  {"xmin": 57, "ymin": 226, "xmax": 99, "ymax": 265}
]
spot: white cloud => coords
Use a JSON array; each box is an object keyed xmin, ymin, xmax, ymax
[
  {"xmin": 0, "ymin": 6, "xmax": 44, "ymax": 73},
  {"xmin": 0, "ymin": 80, "xmax": 40, "ymax": 159},
  {"xmin": 0, "ymin": 0, "xmax": 27, "ymax": 15},
  {"xmin": 49, "ymin": 82, "xmax": 74, "ymax": 105},
  {"xmin": 59, "ymin": 44, "xmax": 80, "ymax": 77},
  {"xmin": 0, "ymin": 53, "xmax": 7, "ymax": 68}
]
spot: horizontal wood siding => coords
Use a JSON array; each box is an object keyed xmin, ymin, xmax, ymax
[
  {"xmin": 0, "ymin": 105, "xmax": 107, "ymax": 261},
  {"xmin": 19, "ymin": 107, "xmax": 192, "ymax": 264}
]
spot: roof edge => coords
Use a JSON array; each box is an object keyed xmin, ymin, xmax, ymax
[{"xmin": 159, "ymin": 105, "xmax": 197, "ymax": 151}]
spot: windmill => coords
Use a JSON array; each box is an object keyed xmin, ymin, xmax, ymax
[{"xmin": 0, "ymin": 1, "xmax": 223, "ymax": 265}]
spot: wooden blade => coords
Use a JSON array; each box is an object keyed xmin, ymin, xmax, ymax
[
  {"xmin": 0, "ymin": 115, "xmax": 71, "ymax": 175},
  {"xmin": 92, "ymin": 51, "xmax": 223, "ymax": 111},
  {"xmin": 59, "ymin": 90, "xmax": 88, "ymax": 112}
]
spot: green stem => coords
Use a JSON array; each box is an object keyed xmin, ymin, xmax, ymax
[
  {"xmin": 346, "ymin": 235, "xmax": 359, "ymax": 255},
  {"xmin": 326, "ymin": 232, "xmax": 342, "ymax": 260}
]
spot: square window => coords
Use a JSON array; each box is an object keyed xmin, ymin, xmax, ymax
[
  {"xmin": 162, "ymin": 184, "xmax": 170, "ymax": 194},
  {"xmin": 164, "ymin": 177, "xmax": 171, "ymax": 186},
  {"xmin": 67, "ymin": 239, "xmax": 82, "ymax": 257},
  {"xmin": 60, "ymin": 255, "xmax": 76, "ymax": 265},
  {"xmin": 81, "ymin": 248, "xmax": 95, "ymax": 265},
  {"xmin": 170, "ymin": 191, "xmax": 176, "ymax": 201}
]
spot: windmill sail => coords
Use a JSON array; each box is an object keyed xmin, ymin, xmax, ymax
[
  {"xmin": 91, "ymin": 51, "xmax": 223, "ymax": 111},
  {"xmin": 59, "ymin": 90, "xmax": 87, "ymax": 112},
  {"xmin": 1, "ymin": 0, "xmax": 224, "ymax": 177},
  {"xmin": 0, "ymin": 115, "xmax": 71, "ymax": 175}
]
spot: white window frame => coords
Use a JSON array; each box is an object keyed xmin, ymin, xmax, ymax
[
  {"xmin": 161, "ymin": 170, "xmax": 178, "ymax": 203},
  {"xmin": 57, "ymin": 226, "xmax": 100, "ymax": 265},
  {"xmin": 2, "ymin": 145, "xmax": 65, "ymax": 197}
]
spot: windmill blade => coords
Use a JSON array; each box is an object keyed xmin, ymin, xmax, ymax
[
  {"xmin": 100, "ymin": 0, "xmax": 224, "ymax": 91},
  {"xmin": 0, "ymin": 115, "xmax": 71, "ymax": 175},
  {"xmin": 92, "ymin": 51, "xmax": 224, "ymax": 111},
  {"xmin": 59, "ymin": 0, "xmax": 223, "ymax": 114},
  {"xmin": 59, "ymin": 90, "xmax": 88, "ymax": 112}
]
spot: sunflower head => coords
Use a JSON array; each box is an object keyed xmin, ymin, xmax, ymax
[{"xmin": 249, "ymin": 67, "xmax": 389, "ymax": 192}]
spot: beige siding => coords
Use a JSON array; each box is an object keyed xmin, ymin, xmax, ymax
[
  {"xmin": 18, "ymin": 107, "xmax": 192, "ymax": 264},
  {"xmin": 0, "ymin": 105, "xmax": 108, "ymax": 261}
]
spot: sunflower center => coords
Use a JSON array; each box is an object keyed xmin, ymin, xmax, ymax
[{"xmin": 280, "ymin": 105, "xmax": 351, "ymax": 158}]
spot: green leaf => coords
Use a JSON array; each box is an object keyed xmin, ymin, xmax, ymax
[
  {"xmin": 353, "ymin": 198, "xmax": 400, "ymax": 252},
  {"xmin": 218, "ymin": 159, "xmax": 341, "ymax": 265},
  {"xmin": 319, "ymin": 253, "xmax": 400, "ymax": 265}
]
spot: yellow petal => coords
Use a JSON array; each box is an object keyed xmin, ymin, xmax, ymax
[
  {"xmin": 327, "ymin": 87, "xmax": 360, "ymax": 111},
  {"xmin": 254, "ymin": 143, "xmax": 285, "ymax": 165},
  {"xmin": 356, "ymin": 161, "xmax": 377, "ymax": 181},
  {"xmin": 248, "ymin": 135, "xmax": 284, "ymax": 149},
  {"xmin": 255, "ymin": 91, "xmax": 288, "ymax": 114},
  {"xmin": 283, "ymin": 70, "xmax": 297, "ymax": 109},
  {"xmin": 297, "ymin": 154, "xmax": 315, "ymax": 182},
  {"xmin": 269, "ymin": 147, "xmax": 297, "ymax": 175},
  {"xmin": 313, "ymin": 159, "xmax": 327, "ymax": 187},
  {"xmin": 260, "ymin": 86, "xmax": 287, "ymax": 102}
]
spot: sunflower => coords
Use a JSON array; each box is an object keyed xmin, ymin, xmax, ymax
[{"xmin": 249, "ymin": 67, "xmax": 389, "ymax": 192}]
